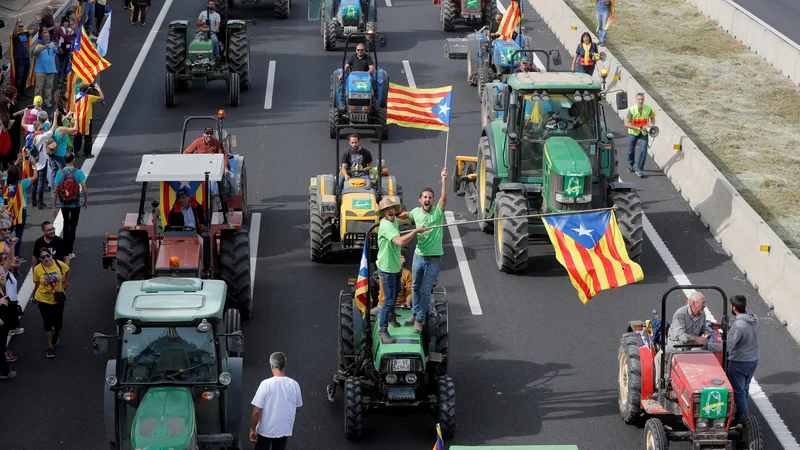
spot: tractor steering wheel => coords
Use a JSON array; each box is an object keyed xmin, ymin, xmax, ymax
[{"xmin": 545, "ymin": 117, "xmax": 569, "ymax": 131}]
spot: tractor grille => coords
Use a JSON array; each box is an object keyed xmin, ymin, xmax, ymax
[
  {"xmin": 346, "ymin": 220, "xmax": 374, "ymax": 237},
  {"xmin": 548, "ymin": 173, "xmax": 592, "ymax": 211},
  {"xmin": 386, "ymin": 387, "xmax": 417, "ymax": 401},
  {"xmin": 343, "ymin": 25, "xmax": 359, "ymax": 34},
  {"xmin": 350, "ymin": 112, "xmax": 369, "ymax": 123}
]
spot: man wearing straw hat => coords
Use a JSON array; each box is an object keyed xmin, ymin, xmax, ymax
[{"xmin": 376, "ymin": 197, "xmax": 425, "ymax": 344}]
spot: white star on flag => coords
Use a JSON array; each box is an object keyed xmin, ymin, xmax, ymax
[
  {"xmin": 572, "ymin": 223, "xmax": 593, "ymax": 237},
  {"xmin": 437, "ymin": 102, "xmax": 450, "ymax": 116}
]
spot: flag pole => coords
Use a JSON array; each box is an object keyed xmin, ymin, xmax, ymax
[{"xmin": 444, "ymin": 129, "xmax": 450, "ymax": 167}]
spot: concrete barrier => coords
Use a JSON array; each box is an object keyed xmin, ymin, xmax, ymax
[
  {"xmin": 528, "ymin": 0, "xmax": 800, "ymax": 346},
  {"xmin": 685, "ymin": 0, "xmax": 800, "ymax": 85}
]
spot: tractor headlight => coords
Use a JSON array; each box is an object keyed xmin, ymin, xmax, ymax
[
  {"xmin": 576, "ymin": 194, "xmax": 592, "ymax": 203},
  {"xmin": 385, "ymin": 374, "xmax": 398, "ymax": 384},
  {"xmin": 555, "ymin": 193, "xmax": 574, "ymax": 203},
  {"xmin": 695, "ymin": 418, "xmax": 711, "ymax": 429},
  {"xmin": 122, "ymin": 320, "xmax": 138, "ymax": 334},
  {"xmin": 218, "ymin": 372, "xmax": 232, "ymax": 386},
  {"xmin": 508, "ymin": 132, "xmax": 518, "ymax": 140},
  {"xmin": 405, "ymin": 373, "xmax": 418, "ymax": 384},
  {"xmin": 712, "ymin": 418, "xmax": 726, "ymax": 428},
  {"xmin": 105, "ymin": 375, "xmax": 119, "ymax": 387}
]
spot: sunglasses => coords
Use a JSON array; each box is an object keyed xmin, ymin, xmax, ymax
[
  {"xmin": 0, "ymin": 228, "xmax": 10, "ymax": 232},
  {"xmin": 39, "ymin": 254, "xmax": 52, "ymax": 260},
  {"xmin": 356, "ymin": 49, "xmax": 365, "ymax": 52}
]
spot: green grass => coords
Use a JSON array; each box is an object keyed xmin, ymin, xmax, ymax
[{"xmin": 564, "ymin": 0, "xmax": 800, "ymax": 254}]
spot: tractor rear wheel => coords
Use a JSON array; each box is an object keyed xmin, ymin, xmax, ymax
[
  {"xmin": 482, "ymin": 0, "xmax": 498, "ymax": 25},
  {"xmin": 228, "ymin": 28, "xmax": 250, "ymax": 91},
  {"xmin": 116, "ymin": 231, "xmax": 150, "ymax": 290},
  {"xmin": 344, "ymin": 377, "xmax": 364, "ymax": 439},
  {"xmin": 165, "ymin": 73, "xmax": 175, "ymax": 107},
  {"xmin": 377, "ymin": 108, "xmax": 388, "ymax": 140},
  {"xmin": 434, "ymin": 297, "xmax": 449, "ymax": 375},
  {"xmin": 339, "ymin": 294, "xmax": 355, "ymax": 371},
  {"xmin": 478, "ymin": 63, "xmax": 490, "ymax": 101},
  {"xmin": 618, "ymin": 332, "xmax": 645, "ymax": 425},
  {"xmin": 309, "ymin": 188, "xmax": 333, "ymax": 261},
  {"xmin": 441, "ymin": 0, "xmax": 456, "ymax": 31},
  {"xmin": 437, "ymin": 375, "xmax": 456, "ymax": 438},
  {"xmin": 644, "ymin": 418, "xmax": 669, "ymax": 450},
  {"xmin": 739, "ymin": 415, "xmax": 763, "ymax": 450},
  {"xmin": 324, "ymin": 20, "xmax": 337, "ymax": 51},
  {"xmin": 275, "ymin": 0, "xmax": 290, "ymax": 19},
  {"xmin": 229, "ymin": 72, "xmax": 241, "ymax": 106},
  {"xmin": 610, "ymin": 189, "xmax": 644, "ymax": 263},
  {"xmin": 329, "ymin": 108, "xmax": 341, "ymax": 139},
  {"xmin": 218, "ymin": 229, "xmax": 253, "ymax": 320},
  {"xmin": 494, "ymin": 191, "xmax": 528, "ymax": 273},
  {"xmin": 214, "ymin": 0, "xmax": 228, "ymax": 20},
  {"xmin": 477, "ymin": 136, "xmax": 494, "ymax": 233},
  {"xmin": 165, "ymin": 27, "xmax": 185, "ymax": 74},
  {"xmin": 224, "ymin": 308, "xmax": 243, "ymax": 357}
]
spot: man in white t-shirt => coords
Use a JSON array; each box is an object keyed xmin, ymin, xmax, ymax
[
  {"xmin": 197, "ymin": 0, "xmax": 222, "ymax": 57},
  {"xmin": 249, "ymin": 352, "xmax": 303, "ymax": 450}
]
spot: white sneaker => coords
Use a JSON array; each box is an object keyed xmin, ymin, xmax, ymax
[{"xmin": 69, "ymin": 253, "xmax": 76, "ymax": 259}]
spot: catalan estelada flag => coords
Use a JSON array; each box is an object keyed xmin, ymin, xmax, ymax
[
  {"xmin": 159, "ymin": 181, "xmax": 207, "ymax": 227},
  {"xmin": 499, "ymin": 0, "xmax": 522, "ymax": 41},
  {"xmin": 542, "ymin": 210, "xmax": 643, "ymax": 303},
  {"xmin": 432, "ymin": 423, "xmax": 445, "ymax": 450},
  {"xmin": 3, "ymin": 182, "xmax": 24, "ymax": 226},
  {"xmin": 353, "ymin": 240, "xmax": 369, "ymax": 317},
  {"xmin": 386, "ymin": 83, "xmax": 452, "ymax": 131},
  {"xmin": 70, "ymin": 26, "xmax": 111, "ymax": 84},
  {"xmin": 8, "ymin": 32, "xmax": 37, "ymax": 89}
]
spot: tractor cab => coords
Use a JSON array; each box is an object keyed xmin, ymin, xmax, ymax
[
  {"xmin": 326, "ymin": 224, "xmax": 455, "ymax": 440},
  {"xmin": 91, "ymin": 277, "xmax": 245, "ymax": 450},
  {"xmin": 617, "ymin": 285, "xmax": 763, "ymax": 449},
  {"xmin": 309, "ymin": 124, "xmax": 404, "ymax": 261},
  {"xmin": 330, "ymin": 32, "xmax": 389, "ymax": 140}
]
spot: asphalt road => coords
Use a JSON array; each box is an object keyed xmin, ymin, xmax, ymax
[
  {"xmin": 732, "ymin": 0, "xmax": 800, "ymax": 44},
  {"xmin": 1, "ymin": 0, "xmax": 800, "ymax": 449}
]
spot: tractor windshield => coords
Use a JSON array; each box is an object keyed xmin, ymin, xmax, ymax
[{"xmin": 120, "ymin": 326, "xmax": 218, "ymax": 384}]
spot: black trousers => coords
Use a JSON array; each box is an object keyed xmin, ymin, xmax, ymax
[
  {"xmin": 73, "ymin": 120, "xmax": 93, "ymax": 157},
  {"xmin": 0, "ymin": 321, "xmax": 10, "ymax": 375},
  {"xmin": 14, "ymin": 58, "xmax": 30, "ymax": 94},
  {"xmin": 95, "ymin": 3, "xmax": 107, "ymax": 34},
  {"xmin": 61, "ymin": 206, "xmax": 81, "ymax": 254},
  {"xmin": 36, "ymin": 300, "xmax": 65, "ymax": 333},
  {"xmin": 255, "ymin": 436, "xmax": 288, "ymax": 450}
]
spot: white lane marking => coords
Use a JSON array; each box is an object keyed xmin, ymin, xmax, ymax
[
  {"xmin": 496, "ymin": 0, "xmax": 547, "ymax": 72},
  {"xmin": 402, "ymin": 60, "xmax": 416, "ymax": 88},
  {"xmin": 385, "ymin": 0, "xmax": 393, "ymax": 6},
  {"xmin": 9, "ymin": 0, "xmax": 177, "ymax": 346},
  {"xmin": 264, "ymin": 61, "xmax": 276, "ymax": 110},
  {"xmin": 642, "ymin": 214, "xmax": 800, "ymax": 449},
  {"xmin": 249, "ymin": 213, "xmax": 261, "ymax": 298},
  {"xmin": 445, "ymin": 212, "xmax": 483, "ymax": 315}
]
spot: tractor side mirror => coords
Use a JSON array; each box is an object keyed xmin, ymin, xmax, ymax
[
  {"xmin": 615, "ymin": 91, "xmax": 628, "ymax": 110},
  {"xmin": 606, "ymin": 131, "xmax": 614, "ymax": 141},
  {"xmin": 550, "ymin": 50, "xmax": 562, "ymax": 66},
  {"xmin": 494, "ymin": 91, "xmax": 507, "ymax": 111},
  {"xmin": 92, "ymin": 332, "xmax": 115, "ymax": 355},
  {"xmin": 377, "ymin": 32, "xmax": 387, "ymax": 47},
  {"xmin": 226, "ymin": 330, "xmax": 245, "ymax": 354}
]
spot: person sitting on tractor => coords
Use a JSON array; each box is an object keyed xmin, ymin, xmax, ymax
[
  {"xmin": 487, "ymin": 12, "xmax": 518, "ymax": 42},
  {"xmin": 196, "ymin": 0, "xmax": 221, "ymax": 58},
  {"xmin": 516, "ymin": 56, "xmax": 538, "ymax": 73},
  {"xmin": 183, "ymin": 126, "xmax": 230, "ymax": 170},
  {"xmin": 338, "ymin": 43, "xmax": 375, "ymax": 80},
  {"xmin": 168, "ymin": 187, "xmax": 206, "ymax": 234},
  {"xmin": 338, "ymin": 134, "xmax": 373, "ymax": 194}
]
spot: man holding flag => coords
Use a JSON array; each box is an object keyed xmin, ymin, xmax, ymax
[{"xmin": 498, "ymin": 0, "xmax": 522, "ymax": 42}]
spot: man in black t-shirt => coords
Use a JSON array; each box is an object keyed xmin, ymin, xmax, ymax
[
  {"xmin": 338, "ymin": 134, "xmax": 373, "ymax": 195},
  {"xmin": 32, "ymin": 221, "xmax": 70, "ymax": 265},
  {"xmin": 338, "ymin": 43, "xmax": 375, "ymax": 80},
  {"xmin": 12, "ymin": 16, "xmax": 38, "ymax": 96}
]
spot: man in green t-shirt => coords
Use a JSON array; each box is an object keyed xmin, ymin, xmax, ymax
[
  {"xmin": 376, "ymin": 197, "xmax": 425, "ymax": 344},
  {"xmin": 399, "ymin": 168, "xmax": 448, "ymax": 333}
]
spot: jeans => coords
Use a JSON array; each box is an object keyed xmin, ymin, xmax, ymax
[
  {"xmin": 35, "ymin": 72, "xmax": 55, "ymax": 104},
  {"xmin": 49, "ymin": 156, "xmax": 67, "ymax": 191},
  {"xmin": 627, "ymin": 133, "xmax": 648, "ymax": 171},
  {"xmin": 577, "ymin": 63, "xmax": 595, "ymax": 77},
  {"xmin": 13, "ymin": 209, "xmax": 26, "ymax": 257},
  {"xmin": 727, "ymin": 359, "xmax": 758, "ymax": 421},
  {"xmin": 14, "ymin": 58, "xmax": 31, "ymax": 93},
  {"xmin": 32, "ymin": 167, "xmax": 48, "ymax": 205},
  {"xmin": 82, "ymin": 2, "xmax": 96, "ymax": 34},
  {"xmin": 61, "ymin": 207, "xmax": 81, "ymax": 254},
  {"xmin": 338, "ymin": 174, "xmax": 371, "ymax": 195},
  {"xmin": 74, "ymin": 120, "xmax": 93, "ymax": 157},
  {"xmin": 378, "ymin": 270, "xmax": 401, "ymax": 332},
  {"xmin": 411, "ymin": 254, "xmax": 442, "ymax": 321},
  {"xmin": 196, "ymin": 32, "xmax": 219, "ymax": 57},
  {"xmin": 597, "ymin": 10, "xmax": 609, "ymax": 43}
]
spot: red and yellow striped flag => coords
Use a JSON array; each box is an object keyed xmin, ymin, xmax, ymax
[
  {"xmin": 542, "ymin": 210, "xmax": 643, "ymax": 303},
  {"xmin": 386, "ymin": 83, "xmax": 452, "ymax": 131},
  {"xmin": 71, "ymin": 26, "xmax": 111, "ymax": 84},
  {"xmin": 498, "ymin": 0, "xmax": 521, "ymax": 41}
]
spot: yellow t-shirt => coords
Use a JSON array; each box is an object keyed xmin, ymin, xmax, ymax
[{"xmin": 34, "ymin": 261, "xmax": 69, "ymax": 304}]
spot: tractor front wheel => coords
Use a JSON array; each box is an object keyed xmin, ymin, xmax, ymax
[
  {"xmin": 218, "ymin": 229, "xmax": 253, "ymax": 320},
  {"xmin": 478, "ymin": 63, "xmax": 490, "ymax": 101},
  {"xmin": 275, "ymin": 0, "xmax": 290, "ymax": 18},
  {"xmin": 329, "ymin": 108, "xmax": 341, "ymax": 139},
  {"xmin": 339, "ymin": 294, "xmax": 355, "ymax": 371},
  {"xmin": 228, "ymin": 28, "xmax": 250, "ymax": 91},
  {"xmin": 165, "ymin": 73, "xmax": 175, "ymax": 108},
  {"xmin": 229, "ymin": 72, "xmax": 241, "ymax": 106},
  {"xmin": 482, "ymin": 0, "xmax": 498, "ymax": 26},
  {"xmin": 477, "ymin": 136, "xmax": 494, "ymax": 233},
  {"xmin": 494, "ymin": 191, "xmax": 528, "ymax": 273},
  {"xmin": 324, "ymin": 20, "xmax": 337, "ymax": 51},
  {"xmin": 441, "ymin": 0, "xmax": 456, "ymax": 31},
  {"xmin": 739, "ymin": 415, "xmax": 763, "ymax": 450},
  {"xmin": 377, "ymin": 108, "xmax": 388, "ymax": 140},
  {"xmin": 618, "ymin": 332, "xmax": 645, "ymax": 425},
  {"xmin": 610, "ymin": 189, "xmax": 644, "ymax": 263},
  {"xmin": 116, "ymin": 231, "xmax": 150, "ymax": 290},
  {"xmin": 644, "ymin": 418, "xmax": 669, "ymax": 450},
  {"xmin": 435, "ymin": 297, "xmax": 449, "ymax": 375},
  {"xmin": 344, "ymin": 377, "xmax": 363, "ymax": 439},
  {"xmin": 214, "ymin": 0, "xmax": 228, "ymax": 19},
  {"xmin": 224, "ymin": 308, "xmax": 243, "ymax": 357},
  {"xmin": 309, "ymin": 188, "xmax": 333, "ymax": 261},
  {"xmin": 437, "ymin": 375, "xmax": 456, "ymax": 438}
]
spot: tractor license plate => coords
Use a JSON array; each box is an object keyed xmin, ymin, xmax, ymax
[{"xmin": 392, "ymin": 359, "xmax": 411, "ymax": 372}]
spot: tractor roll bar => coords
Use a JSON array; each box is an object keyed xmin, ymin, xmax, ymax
[
  {"xmin": 658, "ymin": 284, "xmax": 729, "ymax": 400},
  {"xmin": 364, "ymin": 223, "xmax": 380, "ymax": 351},
  {"xmin": 179, "ymin": 115, "xmax": 225, "ymax": 153},
  {"xmin": 335, "ymin": 124, "xmax": 384, "ymax": 198}
]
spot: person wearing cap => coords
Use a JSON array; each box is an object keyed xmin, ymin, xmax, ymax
[
  {"xmin": 168, "ymin": 186, "xmax": 206, "ymax": 234},
  {"xmin": 32, "ymin": 30, "xmax": 61, "ymax": 108},
  {"xmin": 376, "ymin": 197, "xmax": 425, "ymax": 344},
  {"xmin": 517, "ymin": 56, "xmax": 537, "ymax": 73},
  {"xmin": 183, "ymin": 126, "xmax": 230, "ymax": 170}
]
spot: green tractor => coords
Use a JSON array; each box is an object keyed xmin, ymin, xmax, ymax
[
  {"xmin": 92, "ymin": 277, "xmax": 245, "ymax": 450},
  {"xmin": 165, "ymin": 17, "xmax": 250, "ymax": 107},
  {"xmin": 326, "ymin": 224, "xmax": 455, "ymax": 439},
  {"xmin": 454, "ymin": 49, "xmax": 643, "ymax": 273},
  {"xmin": 214, "ymin": 0, "xmax": 291, "ymax": 19}
]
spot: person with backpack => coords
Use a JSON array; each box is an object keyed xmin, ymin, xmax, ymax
[{"xmin": 52, "ymin": 152, "xmax": 87, "ymax": 260}]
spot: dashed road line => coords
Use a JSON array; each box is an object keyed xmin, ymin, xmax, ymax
[
  {"xmin": 402, "ymin": 60, "xmax": 416, "ymax": 88},
  {"xmin": 264, "ymin": 60, "xmax": 277, "ymax": 109},
  {"xmin": 249, "ymin": 213, "xmax": 262, "ymax": 298}
]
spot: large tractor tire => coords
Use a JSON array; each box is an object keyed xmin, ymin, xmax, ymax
[
  {"xmin": 739, "ymin": 415, "xmax": 763, "ymax": 450},
  {"xmin": 309, "ymin": 188, "xmax": 333, "ymax": 261},
  {"xmin": 275, "ymin": 0, "xmax": 290, "ymax": 18},
  {"xmin": 329, "ymin": 108, "xmax": 341, "ymax": 139},
  {"xmin": 218, "ymin": 229, "xmax": 253, "ymax": 320},
  {"xmin": 437, "ymin": 375, "xmax": 456, "ymax": 438},
  {"xmin": 610, "ymin": 189, "xmax": 644, "ymax": 263},
  {"xmin": 618, "ymin": 332, "xmax": 645, "ymax": 425},
  {"xmin": 365, "ymin": 22, "xmax": 378, "ymax": 51},
  {"xmin": 494, "ymin": 191, "xmax": 528, "ymax": 273},
  {"xmin": 477, "ymin": 63, "xmax": 491, "ymax": 101},
  {"xmin": 644, "ymin": 418, "xmax": 669, "ymax": 450},
  {"xmin": 224, "ymin": 308, "xmax": 243, "ymax": 357},
  {"xmin": 477, "ymin": 136, "xmax": 494, "ymax": 233},
  {"xmin": 482, "ymin": 0, "xmax": 498, "ymax": 25},
  {"xmin": 441, "ymin": 0, "xmax": 456, "ymax": 32},
  {"xmin": 434, "ymin": 297, "xmax": 449, "ymax": 376},
  {"xmin": 324, "ymin": 19, "xmax": 337, "ymax": 51},
  {"xmin": 339, "ymin": 294, "xmax": 355, "ymax": 371},
  {"xmin": 377, "ymin": 108, "xmax": 388, "ymax": 140},
  {"xmin": 116, "ymin": 231, "xmax": 150, "ymax": 290},
  {"xmin": 344, "ymin": 377, "xmax": 364, "ymax": 439},
  {"xmin": 480, "ymin": 84, "xmax": 491, "ymax": 128},
  {"xmin": 214, "ymin": 0, "xmax": 229, "ymax": 20},
  {"xmin": 165, "ymin": 28, "xmax": 186, "ymax": 74},
  {"xmin": 165, "ymin": 73, "xmax": 175, "ymax": 108},
  {"xmin": 228, "ymin": 28, "xmax": 250, "ymax": 91},
  {"xmin": 229, "ymin": 72, "xmax": 241, "ymax": 106}
]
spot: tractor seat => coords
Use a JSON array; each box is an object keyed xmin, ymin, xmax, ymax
[{"xmin": 156, "ymin": 347, "xmax": 191, "ymax": 373}]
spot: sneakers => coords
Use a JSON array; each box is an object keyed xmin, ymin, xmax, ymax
[
  {"xmin": 0, "ymin": 371, "xmax": 17, "ymax": 379},
  {"xmin": 404, "ymin": 315, "xmax": 416, "ymax": 326},
  {"xmin": 627, "ymin": 165, "xmax": 634, "ymax": 173},
  {"xmin": 69, "ymin": 253, "xmax": 76, "ymax": 259},
  {"xmin": 388, "ymin": 318, "xmax": 402, "ymax": 328},
  {"xmin": 5, "ymin": 351, "xmax": 17, "ymax": 362},
  {"xmin": 635, "ymin": 170, "xmax": 645, "ymax": 178},
  {"xmin": 8, "ymin": 327, "xmax": 24, "ymax": 336},
  {"xmin": 46, "ymin": 348, "xmax": 56, "ymax": 359},
  {"xmin": 378, "ymin": 331, "xmax": 396, "ymax": 344},
  {"xmin": 413, "ymin": 319, "xmax": 424, "ymax": 334}
]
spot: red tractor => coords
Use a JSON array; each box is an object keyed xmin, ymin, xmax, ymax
[
  {"xmin": 102, "ymin": 152, "xmax": 253, "ymax": 320},
  {"xmin": 617, "ymin": 285, "xmax": 763, "ymax": 449},
  {"xmin": 435, "ymin": 0, "xmax": 497, "ymax": 32}
]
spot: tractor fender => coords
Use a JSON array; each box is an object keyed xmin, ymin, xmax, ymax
[
  {"xmin": 104, "ymin": 359, "xmax": 118, "ymax": 445},
  {"xmin": 324, "ymin": 0, "xmax": 336, "ymax": 23},
  {"xmin": 229, "ymin": 155, "xmax": 246, "ymax": 201},
  {"xmin": 638, "ymin": 343, "xmax": 656, "ymax": 400},
  {"xmin": 226, "ymin": 19, "xmax": 247, "ymax": 30},
  {"xmin": 609, "ymin": 181, "xmax": 636, "ymax": 191},
  {"xmin": 498, "ymin": 182, "xmax": 525, "ymax": 193},
  {"xmin": 311, "ymin": 174, "xmax": 337, "ymax": 216},
  {"xmin": 169, "ymin": 20, "xmax": 189, "ymax": 29},
  {"xmin": 225, "ymin": 357, "xmax": 244, "ymax": 439},
  {"xmin": 377, "ymin": 68, "xmax": 389, "ymax": 108},
  {"xmin": 331, "ymin": 70, "xmax": 343, "ymax": 108}
]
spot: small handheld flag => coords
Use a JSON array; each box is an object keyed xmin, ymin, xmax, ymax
[{"xmin": 354, "ymin": 241, "xmax": 370, "ymax": 317}]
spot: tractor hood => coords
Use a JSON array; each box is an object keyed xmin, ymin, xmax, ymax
[
  {"xmin": 339, "ymin": 0, "xmax": 361, "ymax": 23},
  {"xmin": 347, "ymin": 72, "xmax": 372, "ymax": 96},
  {"xmin": 131, "ymin": 387, "xmax": 196, "ymax": 450},
  {"xmin": 188, "ymin": 37, "xmax": 214, "ymax": 63},
  {"xmin": 544, "ymin": 137, "xmax": 592, "ymax": 199},
  {"xmin": 372, "ymin": 320, "xmax": 426, "ymax": 371},
  {"xmin": 493, "ymin": 39, "xmax": 525, "ymax": 67}
]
